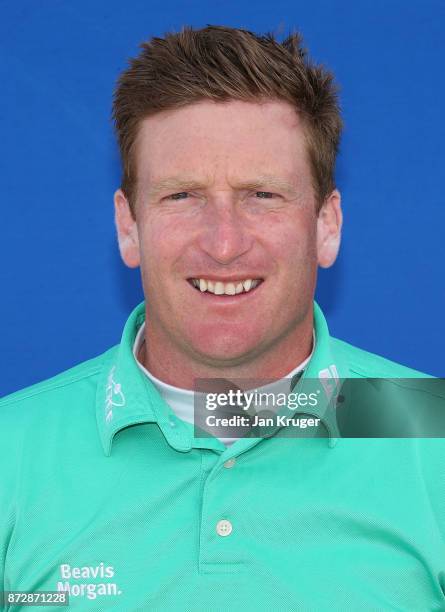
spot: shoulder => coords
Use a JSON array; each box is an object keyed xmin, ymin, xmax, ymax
[
  {"xmin": 0, "ymin": 346, "xmax": 119, "ymax": 498},
  {"xmin": 330, "ymin": 337, "xmax": 432, "ymax": 378},
  {"xmin": 0, "ymin": 348, "xmax": 120, "ymax": 544},
  {"xmin": 330, "ymin": 338, "xmax": 445, "ymax": 439},
  {"xmin": 0, "ymin": 346, "xmax": 118, "ymax": 420}
]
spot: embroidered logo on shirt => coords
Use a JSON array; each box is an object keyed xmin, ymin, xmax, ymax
[
  {"xmin": 56, "ymin": 563, "xmax": 123, "ymax": 600},
  {"xmin": 104, "ymin": 366, "xmax": 126, "ymax": 423},
  {"xmin": 318, "ymin": 364, "xmax": 340, "ymax": 400}
]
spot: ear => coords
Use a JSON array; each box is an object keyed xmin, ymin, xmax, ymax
[
  {"xmin": 114, "ymin": 189, "xmax": 140, "ymax": 268},
  {"xmin": 316, "ymin": 189, "xmax": 342, "ymax": 268}
]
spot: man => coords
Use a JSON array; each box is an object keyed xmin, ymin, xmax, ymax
[{"xmin": 1, "ymin": 25, "xmax": 444, "ymax": 611}]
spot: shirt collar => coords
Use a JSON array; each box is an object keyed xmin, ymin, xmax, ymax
[
  {"xmin": 96, "ymin": 300, "xmax": 349, "ymax": 456},
  {"xmin": 297, "ymin": 301, "xmax": 350, "ymax": 446}
]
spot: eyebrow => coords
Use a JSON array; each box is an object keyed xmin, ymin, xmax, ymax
[{"xmin": 146, "ymin": 174, "xmax": 298, "ymax": 198}]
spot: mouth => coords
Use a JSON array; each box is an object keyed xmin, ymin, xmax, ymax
[{"xmin": 187, "ymin": 277, "xmax": 264, "ymax": 297}]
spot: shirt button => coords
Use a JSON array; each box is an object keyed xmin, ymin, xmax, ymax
[
  {"xmin": 169, "ymin": 418, "xmax": 176, "ymax": 428},
  {"xmin": 216, "ymin": 519, "xmax": 233, "ymax": 537},
  {"xmin": 223, "ymin": 458, "xmax": 236, "ymax": 469}
]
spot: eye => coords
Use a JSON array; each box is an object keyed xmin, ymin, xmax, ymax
[
  {"xmin": 255, "ymin": 192, "xmax": 278, "ymax": 199},
  {"xmin": 166, "ymin": 192, "xmax": 190, "ymax": 201}
]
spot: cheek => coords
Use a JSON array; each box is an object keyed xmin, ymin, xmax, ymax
[
  {"xmin": 264, "ymin": 215, "xmax": 317, "ymax": 265},
  {"xmin": 138, "ymin": 215, "xmax": 186, "ymax": 268},
  {"xmin": 264, "ymin": 223, "xmax": 318, "ymax": 310},
  {"xmin": 137, "ymin": 224, "xmax": 196, "ymax": 307}
]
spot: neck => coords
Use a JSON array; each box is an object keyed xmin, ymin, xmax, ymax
[{"xmin": 138, "ymin": 310, "xmax": 314, "ymax": 390}]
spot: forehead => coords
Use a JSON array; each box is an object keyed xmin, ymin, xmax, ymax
[{"xmin": 133, "ymin": 99, "xmax": 311, "ymax": 188}]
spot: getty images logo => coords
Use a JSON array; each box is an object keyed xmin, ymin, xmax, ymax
[{"xmin": 104, "ymin": 366, "xmax": 126, "ymax": 423}]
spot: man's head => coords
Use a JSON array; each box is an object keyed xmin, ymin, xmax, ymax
[
  {"xmin": 113, "ymin": 25, "xmax": 342, "ymax": 216},
  {"xmin": 112, "ymin": 26, "xmax": 343, "ymax": 384}
]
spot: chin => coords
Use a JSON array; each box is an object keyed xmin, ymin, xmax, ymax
[{"xmin": 186, "ymin": 327, "xmax": 262, "ymax": 365}]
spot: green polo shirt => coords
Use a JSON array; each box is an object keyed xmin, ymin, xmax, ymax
[{"xmin": 1, "ymin": 301, "xmax": 444, "ymax": 611}]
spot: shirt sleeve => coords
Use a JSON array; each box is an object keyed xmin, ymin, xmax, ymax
[{"xmin": 0, "ymin": 400, "xmax": 22, "ymax": 610}]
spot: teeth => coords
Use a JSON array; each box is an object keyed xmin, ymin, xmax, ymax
[
  {"xmin": 191, "ymin": 278, "xmax": 261, "ymax": 295},
  {"xmin": 214, "ymin": 282, "xmax": 224, "ymax": 295}
]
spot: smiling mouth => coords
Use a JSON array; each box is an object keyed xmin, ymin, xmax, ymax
[{"xmin": 187, "ymin": 278, "xmax": 264, "ymax": 296}]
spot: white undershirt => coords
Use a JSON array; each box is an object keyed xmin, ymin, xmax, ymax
[{"xmin": 132, "ymin": 323, "xmax": 315, "ymax": 446}]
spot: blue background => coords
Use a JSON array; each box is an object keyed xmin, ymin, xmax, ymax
[{"xmin": 1, "ymin": 0, "xmax": 444, "ymax": 397}]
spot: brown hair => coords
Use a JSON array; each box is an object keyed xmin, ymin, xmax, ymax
[{"xmin": 113, "ymin": 25, "xmax": 342, "ymax": 215}]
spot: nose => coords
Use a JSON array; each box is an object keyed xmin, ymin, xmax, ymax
[{"xmin": 198, "ymin": 194, "xmax": 252, "ymax": 264}]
